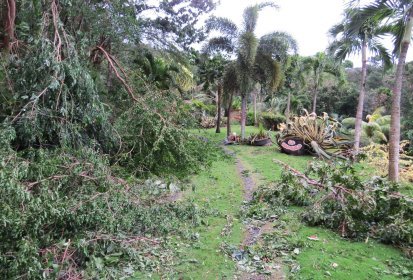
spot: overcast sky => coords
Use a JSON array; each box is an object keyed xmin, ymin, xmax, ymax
[{"xmin": 212, "ymin": 0, "xmax": 413, "ymax": 67}]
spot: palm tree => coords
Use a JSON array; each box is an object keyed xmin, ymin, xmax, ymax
[
  {"xmin": 204, "ymin": 2, "xmax": 279, "ymax": 139},
  {"xmin": 303, "ymin": 52, "xmax": 343, "ymax": 113},
  {"xmin": 254, "ymin": 32, "xmax": 298, "ymax": 122},
  {"xmin": 222, "ymin": 62, "xmax": 239, "ymax": 137},
  {"xmin": 351, "ymin": 0, "xmax": 413, "ymax": 181},
  {"xmin": 197, "ymin": 54, "xmax": 227, "ymax": 133},
  {"xmin": 282, "ymin": 54, "xmax": 306, "ymax": 118},
  {"xmin": 328, "ymin": 8, "xmax": 392, "ymax": 153}
]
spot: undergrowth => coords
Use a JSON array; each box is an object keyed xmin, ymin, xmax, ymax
[
  {"xmin": 249, "ymin": 159, "xmax": 413, "ymax": 251},
  {"xmin": 0, "ymin": 124, "xmax": 207, "ymax": 278}
]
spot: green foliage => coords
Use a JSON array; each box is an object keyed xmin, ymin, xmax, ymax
[
  {"xmin": 191, "ymin": 99, "xmax": 216, "ymax": 116},
  {"xmin": 247, "ymin": 111, "xmax": 255, "ymax": 126},
  {"xmin": 3, "ymin": 2, "xmax": 119, "ymax": 153},
  {"xmin": 341, "ymin": 107, "xmax": 391, "ymax": 145},
  {"xmin": 115, "ymin": 95, "xmax": 215, "ymax": 178},
  {"xmin": 0, "ymin": 124, "xmax": 206, "ymax": 278},
  {"xmin": 261, "ymin": 112, "xmax": 286, "ymax": 130},
  {"xmin": 254, "ymin": 159, "xmax": 413, "ymax": 248},
  {"xmin": 232, "ymin": 96, "xmax": 242, "ymax": 110}
]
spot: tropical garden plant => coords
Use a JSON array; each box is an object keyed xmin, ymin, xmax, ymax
[{"xmin": 341, "ymin": 107, "xmax": 391, "ymax": 145}]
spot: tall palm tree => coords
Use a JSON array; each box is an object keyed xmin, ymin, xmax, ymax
[
  {"xmin": 303, "ymin": 52, "xmax": 343, "ymax": 113},
  {"xmin": 197, "ymin": 54, "xmax": 227, "ymax": 133},
  {"xmin": 282, "ymin": 54, "xmax": 306, "ymax": 118},
  {"xmin": 350, "ymin": 0, "xmax": 413, "ymax": 181},
  {"xmin": 254, "ymin": 32, "xmax": 298, "ymax": 122},
  {"xmin": 204, "ymin": 2, "xmax": 279, "ymax": 139},
  {"xmin": 222, "ymin": 62, "xmax": 239, "ymax": 137},
  {"xmin": 328, "ymin": 8, "xmax": 392, "ymax": 153}
]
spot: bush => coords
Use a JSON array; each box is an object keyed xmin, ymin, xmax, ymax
[
  {"xmin": 191, "ymin": 99, "xmax": 216, "ymax": 116},
  {"xmin": 261, "ymin": 112, "xmax": 286, "ymax": 130},
  {"xmin": 247, "ymin": 111, "xmax": 255, "ymax": 126},
  {"xmin": 200, "ymin": 116, "xmax": 216, "ymax": 128}
]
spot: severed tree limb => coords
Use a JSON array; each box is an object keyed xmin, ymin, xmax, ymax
[
  {"xmin": 273, "ymin": 158, "xmax": 325, "ymax": 189},
  {"xmin": 273, "ymin": 159, "xmax": 413, "ymax": 203},
  {"xmin": 92, "ymin": 45, "xmax": 138, "ymax": 102}
]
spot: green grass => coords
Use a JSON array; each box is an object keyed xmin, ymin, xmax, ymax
[
  {"xmin": 194, "ymin": 125, "xmax": 411, "ymax": 280},
  {"xmin": 175, "ymin": 155, "xmax": 244, "ymax": 279},
  {"xmin": 281, "ymin": 209, "xmax": 410, "ymax": 280}
]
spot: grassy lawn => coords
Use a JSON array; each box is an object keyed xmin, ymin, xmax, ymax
[
  {"xmin": 174, "ymin": 154, "xmax": 244, "ymax": 278},
  {"xmin": 188, "ymin": 125, "xmax": 411, "ymax": 279}
]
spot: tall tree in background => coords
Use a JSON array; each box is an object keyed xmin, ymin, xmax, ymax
[
  {"xmin": 282, "ymin": 55, "xmax": 306, "ymax": 118},
  {"xmin": 352, "ymin": 0, "xmax": 413, "ymax": 181},
  {"xmin": 303, "ymin": 52, "xmax": 343, "ymax": 113},
  {"xmin": 254, "ymin": 31, "xmax": 298, "ymax": 122},
  {"xmin": 328, "ymin": 8, "xmax": 391, "ymax": 153},
  {"xmin": 197, "ymin": 54, "xmax": 227, "ymax": 133}
]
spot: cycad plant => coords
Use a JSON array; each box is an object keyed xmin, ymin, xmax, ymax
[
  {"xmin": 278, "ymin": 110, "xmax": 351, "ymax": 159},
  {"xmin": 342, "ymin": 107, "xmax": 391, "ymax": 145}
]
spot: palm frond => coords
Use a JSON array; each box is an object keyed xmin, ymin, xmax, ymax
[
  {"xmin": 368, "ymin": 40, "xmax": 392, "ymax": 68},
  {"xmin": 203, "ymin": 36, "xmax": 235, "ymax": 54},
  {"xmin": 391, "ymin": 18, "xmax": 407, "ymax": 55},
  {"xmin": 258, "ymin": 31, "xmax": 298, "ymax": 61},
  {"xmin": 329, "ymin": 23, "xmax": 345, "ymax": 37},
  {"xmin": 242, "ymin": 2, "xmax": 278, "ymax": 32},
  {"xmin": 238, "ymin": 32, "xmax": 259, "ymax": 67},
  {"xmin": 205, "ymin": 16, "xmax": 238, "ymax": 36}
]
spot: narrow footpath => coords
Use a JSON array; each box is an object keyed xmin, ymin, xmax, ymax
[{"xmin": 224, "ymin": 146, "xmax": 285, "ymax": 280}]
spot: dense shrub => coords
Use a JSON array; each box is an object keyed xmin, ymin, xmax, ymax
[
  {"xmin": 261, "ymin": 112, "xmax": 286, "ymax": 130},
  {"xmin": 191, "ymin": 99, "xmax": 216, "ymax": 116},
  {"xmin": 6, "ymin": 31, "xmax": 117, "ymax": 153},
  {"xmin": 247, "ymin": 111, "xmax": 255, "ymax": 126}
]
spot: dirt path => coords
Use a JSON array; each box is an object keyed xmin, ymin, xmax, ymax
[{"xmin": 224, "ymin": 146, "xmax": 285, "ymax": 280}]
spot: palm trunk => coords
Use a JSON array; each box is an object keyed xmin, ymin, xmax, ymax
[
  {"xmin": 226, "ymin": 93, "xmax": 233, "ymax": 137},
  {"xmin": 253, "ymin": 91, "xmax": 257, "ymax": 126},
  {"xmin": 215, "ymin": 82, "xmax": 222, "ymax": 133},
  {"xmin": 286, "ymin": 90, "xmax": 291, "ymax": 118},
  {"xmin": 312, "ymin": 85, "xmax": 318, "ymax": 113},
  {"xmin": 354, "ymin": 38, "xmax": 368, "ymax": 153},
  {"xmin": 389, "ymin": 8, "xmax": 413, "ymax": 182},
  {"xmin": 240, "ymin": 94, "xmax": 247, "ymax": 139}
]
